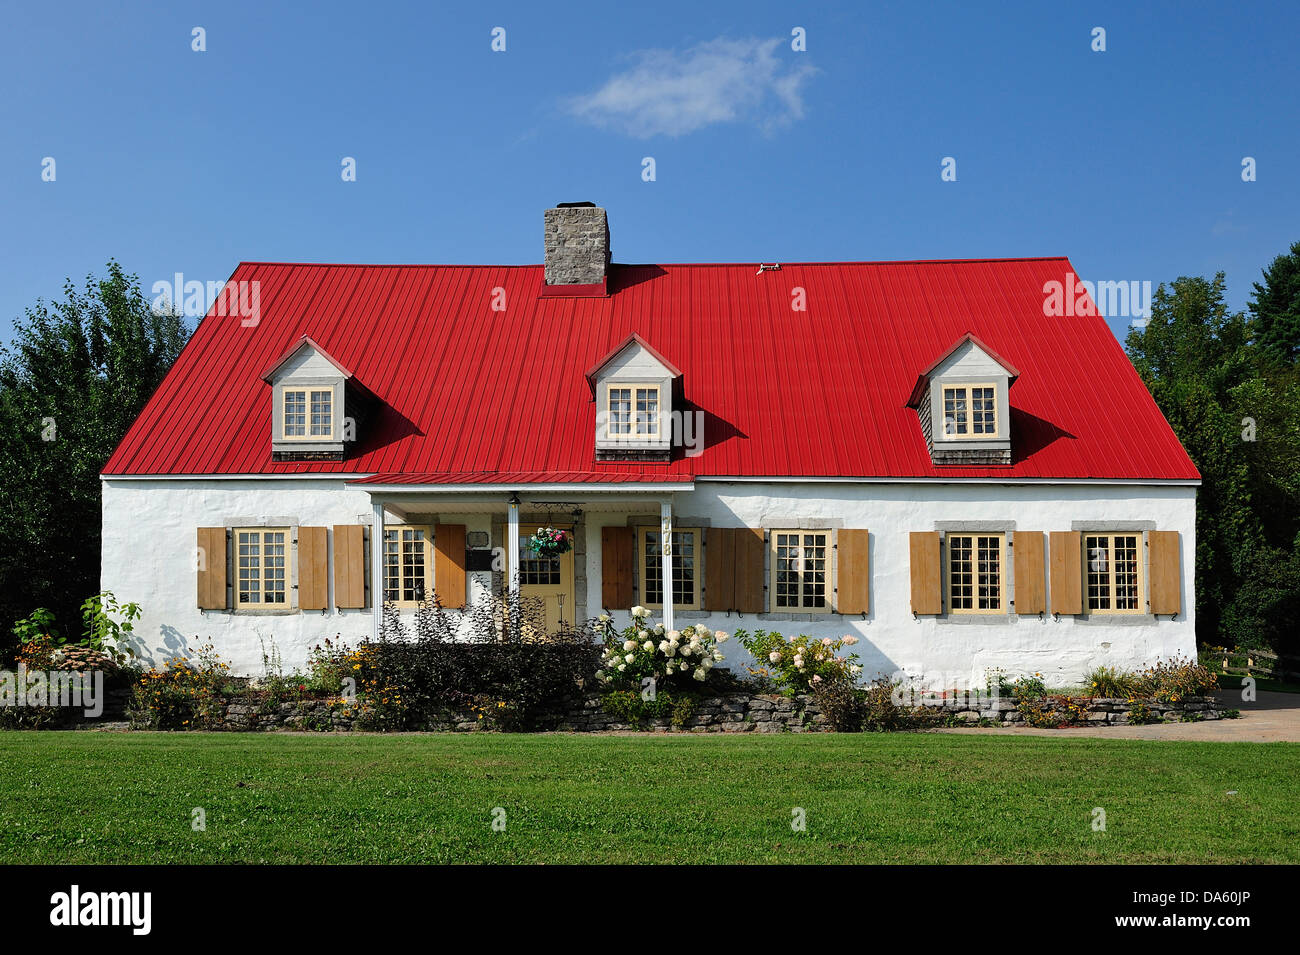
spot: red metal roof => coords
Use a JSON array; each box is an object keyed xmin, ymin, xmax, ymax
[{"xmin": 102, "ymin": 259, "xmax": 1200, "ymax": 482}]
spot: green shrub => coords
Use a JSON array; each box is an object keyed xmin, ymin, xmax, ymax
[
  {"xmin": 811, "ymin": 675, "xmax": 867, "ymax": 731},
  {"xmin": 599, "ymin": 688, "xmax": 697, "ymax": 728},
  {"xmin": 127, "ymin": 643, "xmax": 233, "ymax": 729},
  {"xmin": 1133, "ymin": 657, "xmax": 1220, "ymax": 702},
  {"xmin": 1128, "ymin": 699, "xmax": 1159, "ymax": 725},
  {"xmin": 1010, "ymin": 673, "xmax": 1048, "ymax": 699},
  {"xmin": 1087, "ymin": 665, "xmax": 1138, "ymax": 697},
  {"xmin": 342, "ymin": 593, "xmax": 603, "ymax": 731}
]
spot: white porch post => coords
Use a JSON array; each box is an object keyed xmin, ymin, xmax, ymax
[
  {"xmin": 371, "ymin": 499, "xmax": 384, "ymax": 640},
  {"xmin": 507, "ymin": 493, "xmax": 521, "ymax": 598},
  {"xmin": 660, "ymin": 496, "xmax": 674, "ymax": 632}
]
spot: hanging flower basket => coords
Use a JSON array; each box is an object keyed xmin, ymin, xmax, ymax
[{"xmin": 527, "ymin": 526, "xmax": 572, "ymax": 558}]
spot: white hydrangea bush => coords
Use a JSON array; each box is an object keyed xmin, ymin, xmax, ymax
[{"xmin": 593, "ymin": 606, "xmax": 730, "ymax": 690}]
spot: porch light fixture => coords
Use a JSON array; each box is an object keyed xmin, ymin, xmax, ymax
[{"xmin": 509, "ymin": 493, "xmax": 520, "ymax": 508}]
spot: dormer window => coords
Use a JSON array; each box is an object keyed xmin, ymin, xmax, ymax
[
  {"xmin": 585, "ymin": 334, "xmax": 682, "ymax": 462},
  {"xmin": 941, "ymin": 383, "xmax": 997, "ymax": 438},
  {"xmin": 261, "ymin": 335, "xmax": 373, "ymax": 462},
  {"xmin": 907, "ymin": 333, "xmax": 1019, "ymax": 466},
  {"xmin": 608, "ymin": 385, "xmax": 660, "ymax": 436},
  {"xmin": 282, "ymin": 388, "xmax": 333, "ymax": 439}
]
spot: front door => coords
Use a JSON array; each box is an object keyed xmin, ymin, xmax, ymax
[{"xmin": 515, "ymin": 524, "xmax": 575, "ymax": 634}]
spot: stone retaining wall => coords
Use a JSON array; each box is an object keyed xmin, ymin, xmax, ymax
[
  {"xmin": 192, "ymin": 692, "xmax": 1224, "ymax": 732},
  {"xmin": 918, "ymin": 694, "xmax": 1224, "ymax": 726}
]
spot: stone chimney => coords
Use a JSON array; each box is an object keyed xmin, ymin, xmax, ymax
[{"xmin": 543, "ymin": 202, "xmax": 610, "ymax": 286}]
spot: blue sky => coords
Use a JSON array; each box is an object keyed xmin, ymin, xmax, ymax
[{"xmin": 1, "ymin": 0, "xmax": 1295, "ymax": 344}]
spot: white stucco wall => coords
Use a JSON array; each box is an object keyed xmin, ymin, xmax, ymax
[
  {"xmin": 590, "ymin": 482, "xmax": 1197, "ymax": 689},
  {"xmin": 102, "ymin": 478, "xmax": 1197, "ymax": 688}
]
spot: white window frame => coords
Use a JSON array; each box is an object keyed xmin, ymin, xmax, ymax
[
  {"xmin": 234, "ymin": 527, "xmax": 291, "ymax": 609},
  {"xmin": 940, "ymin": 382, "xmax": 998, "ymax": 439},
  {"xmin": 770, "ymin": 529, "xmax": 832, "ymax": 613},
  {"xmin": 637, "ymin": 525, "xmax": 701, "ymax": 611},
  {"xmin": 945, "ymin": 532, "xmax": 1006, "ymax": 614},
  {"xmin": 382, "ymin": 524, "xmax": 433, "ymax": 608},
  {"xmin": 1084, "ymin": 532, "xmax": 1145, "ymax": 615},
  {"xmin": 280, "ymin": 387, "xmax": 334, "ymax": 441},
  {"xmin": 606, "ymin": 383, "xmax": 662, "ymax": 439}
]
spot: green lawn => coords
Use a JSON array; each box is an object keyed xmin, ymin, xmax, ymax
[{"xmin": 1, "ymin": 732, "xmax": 1296, "ymax": 864}]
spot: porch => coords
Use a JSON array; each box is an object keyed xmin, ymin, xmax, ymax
[{"xmin": 354, "ymin": 479, "xmax": 697, "ymax": 639}]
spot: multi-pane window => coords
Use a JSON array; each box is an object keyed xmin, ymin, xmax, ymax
[
  {"xmin": 236, "ymin": 529, "xmax": 288, "ymax": 607},
  {"xmin": 607, "ymin": 385, "xmax": 660, "ymax": 437},
  {"xmin": 772, "ymin": 530, "xmax": 830, "ymax": 611},
  {"xmin": 941, "ymin": 384, "xmax": 997, "ymax": 437},
  {"xmin": 282, "ymin": 388, "xmax": 332, "ymax": 439},
  {"xmin": 283, "ymin": 391, "xmax": 307, "ymax": 437},
  {"xmin": 947, "ymin": 533, "xmax": 1005, "ymax": 613},
  {"xmin": 639, "ymin": 527, "xmax": 700, "ymax": 609},
  {"xmin": 1086, "ymin": 534, "xmax": 1143, "ymax": 613},
  {"xmin": 309, "ymin": 390, "xmax": 332, "ymax": 436},
  {"xmin": 383, "ymin": 526, "xmax": 430, "ymax": 605},
  {"xmin": 519, "ymin": 538, "xmax": 562, "ymax": 586},
  {"xmin": 635, "ymin": 387, "xmax": 659, "ymax": 434},
  {"xmin": 609, "ymin": 388, "xmax": 632, "ymax": 435}
]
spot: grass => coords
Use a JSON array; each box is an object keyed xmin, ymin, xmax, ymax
[{"xmin": 1, "ymin": 731, "xmax": 1297, "ymax": 864}]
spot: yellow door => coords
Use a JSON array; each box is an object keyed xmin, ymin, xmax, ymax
[{"xmin": 515, "ymin": 524, "xmax": 575, "ymax": 635}]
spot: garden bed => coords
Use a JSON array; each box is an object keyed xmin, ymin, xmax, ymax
[{"xmin": 127, "ymin": 688, "xmax": 1227, "ymax": 733}]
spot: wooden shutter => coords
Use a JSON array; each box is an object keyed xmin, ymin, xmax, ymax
[
  {"xmin": 333, "ymin": 524, "xmax": 366, "ymax": 609},
  {"xmin": 1049, "ymin": 531, "xmax": 1082, "ymax": 614},
  {"xmin": 298, "ymin": 526, "xmax": 329, "ymax": 610},
  {"xmin": 733, "ymin": 528, "xmax": 766, "ymax": 613},
  {"xmin": 909, "ymin": 531, "xmax": 941, "ymax": 614},
  {"xmin": 1148, "ymin": 530, "xmax": 1181, "ymax": 615},
  {"xmin": 601, "ymin": 526, "xmax": 635, "ymax": 610},
  {"xmin": 197, "ymin": 527, "xmax": 227, "ymax": 610},
  {"xmin": 1013, "ymin": 531, "xmax": 1046, "ymax": 615},
  {"xmin": 704, "ymin": 527, "xmax": 735, "ymax": 611},
  {"xmin": 836, "ymin": 529, "xmax": 870, "ymax": 614},
  {"xmin": 434, "ymin": 523, "xmax": 467, "ymax": 609}
]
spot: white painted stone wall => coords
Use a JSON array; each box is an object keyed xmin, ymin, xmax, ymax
[
  {"xmin": 590, "ymin": 482, "xmax": 1197, "ymax": 688},
  {"xmin": 102, "ymin": 478, "xmax": 1196, "ymax": 688}
]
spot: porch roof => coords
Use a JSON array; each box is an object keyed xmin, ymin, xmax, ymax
[{"xmin": 349, "ymin": 470, "xmax": 694, "ymax": 491}]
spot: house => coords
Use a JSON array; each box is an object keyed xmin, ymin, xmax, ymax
[{"xmin": 100, "ymin": 202, "xmax": 1200, "ymax": 687}]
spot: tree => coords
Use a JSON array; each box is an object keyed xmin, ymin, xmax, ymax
[
  {"xmin": 1126, "ymin": 272, "xmax": 1300, "ymax": 655},
  {"xmin": 1249, "ymin": 240, "xmax": 1300, "ymax": 367},
  {"xmin": 0, "ymin": 262, "xmax": 189, "ymax": 659}
]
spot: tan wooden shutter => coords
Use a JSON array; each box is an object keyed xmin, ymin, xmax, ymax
[
  {"xmin": 601, "ymin": 526, "xmax": 635, "ymax": 610},
  {"xmin": 1049, "ymin": 531, "xmax": 1082, "ymax": 614},
  {"xmin": 909, "ymin": 531, "xmax": 942, "ymax": 614},
  {"xmin": 333, "ymin": 524, "xmax": 366, "ymax": 609},
  {"xmin": 434, "ymin": 523, "xmax": 467, "ymax": 609},
  {"xmin": 836, "ymin": 529, "xmax": 870, "ymax": 614},
  {"xmin": 197, "ymin": 527, "xmax": 227, "ymax": 610},
  {"xmin": 733, "ymin": 528, "xmax": 766, "ymax": 613},
  {"xmin": 1148, "ymin": 530, "xmax": 1181, "ymax": 615},
  {"xmin": 1013, "ymin": 531, "xmax": 1046, "ymax": 615},
  {"xmin": 298, "ymin": 526, "xmax": 329, "ymax": 610},
  {"xmin": 704, "ymin": 527, "xmax": 735, "ymax": 611}
]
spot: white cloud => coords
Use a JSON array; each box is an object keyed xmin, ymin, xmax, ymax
[{"xmin": 566, "ymin": 36, "xmax": 817, "ymax": 138}]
